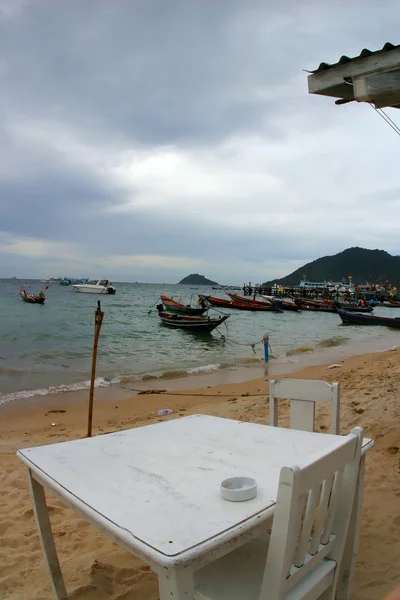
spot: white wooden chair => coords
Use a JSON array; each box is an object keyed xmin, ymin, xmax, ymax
[
  {"xmin": 194, "ymin": 427, "xmax": 363, "ymax": 600},
  {"xmin": 269, "ymin": 379, "xmax": 340, "ymax": 434}
]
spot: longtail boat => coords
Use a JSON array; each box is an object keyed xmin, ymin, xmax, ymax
[
  {"xmin": 336, "ymin": 308, "xmax": 400, "ymax": 327},
  {"xmin": 296, "ymin": 300, "xmax": 336, "ymax": 313},
  {"xmin": 198, "ymin": 294, "xmax": 283, "ymax": 312},
  {"xmin": 160, "ymin": 294, "xmax": 207, "ymax": 316},
  {"xmin": 383, "ymin": 300, "xmax": 400, "ymax": 308},
  {"xmin": 260, "ymin": 295, "xmax": 301, "ymax": 312},
  {"xmin": 156, "ymin": 307, "xmax": 229, "ymax": 332},
  {"xmin": 338, "ymin": 303, "xmax": 373, "ymax": 313},
  {"xmin": 225, "ymin": 292, "xmax": 271, "ymax": 306},
  {"xmin": 20, "ymin": 289, "xmax": 46, "ymax": 304}
]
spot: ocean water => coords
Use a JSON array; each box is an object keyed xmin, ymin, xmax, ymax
[{"xmin": 1, "ymin": 278, "xmax": 400, "ymax": 405}]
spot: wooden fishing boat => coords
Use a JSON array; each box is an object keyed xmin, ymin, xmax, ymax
[
  {"xmin": 198, "ymin": 294, "xmax": 283, "ymax": 312},
  {"xmin": 20, "ymin": 290, "xmax": 46, "ymax": 304},
  {"xmin": 157, "ymin": 307, "xmax": 229, "ymax": 332},
  {"xmin": 160, "ymin": 294, "xmax": 208, "ymax": 316},
  {"xmin": 336, "ymin": 308, "xmax": 400, "ymax": 327},
  {"xmin": 382, "ymin": 300, "xmax": 400, "ymax": 308},
  {"xmin": 225, "ymin": 292, "xmax": 271, "ymax": 306},
  {"xmin": 297, "ymin": 297, "xmax": 334, "ymax": 307},
  {"xmin": 296, "ymin": 300, "xmax": 336, "ymax": 313},
  {"xmin": 260, "ymin": 295, "xmax": 301, "ymax": 312},
  {"xmin": 338, "ymin": 303, "xmax": 373, "ymax": 313}
]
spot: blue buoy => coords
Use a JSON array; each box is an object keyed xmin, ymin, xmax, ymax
[{"xmin": 263, "ymin": 334, "xmax": 269, "ymax": 363}]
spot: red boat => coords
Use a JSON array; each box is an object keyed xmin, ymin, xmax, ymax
[
  {"xmin": 20, "ymin": 288, "xmax": 46, "ymax": 304},
  {"xmin": 225, "ymin": 292, "xmax": 272, "ymax": 306},
  {"xmin": 198, "ymin": 294, "xmax": 283, "ymax": 312},
  {"xmin": 385, "ymin": 299, "xmax": 400, "ymax": 308},
  {"xmin": 226, "ymin": 291, "xmax": 301, "ymax": 313},
  {"xmin": 260, "ymin": 295, "xmax": 301, "ymax": 312},
  {"xmin": 296, "ymin": 300, "xmax": 336, "ymax": 313}
]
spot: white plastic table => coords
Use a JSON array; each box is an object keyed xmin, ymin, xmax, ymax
[{"xmin": 17, "ymin": 415, "xmax": 374, "ymax": 600}]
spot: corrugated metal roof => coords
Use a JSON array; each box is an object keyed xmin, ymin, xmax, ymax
[{"xmin": 310, "ymin": 42, "xmax": 400, "ymax": 74}]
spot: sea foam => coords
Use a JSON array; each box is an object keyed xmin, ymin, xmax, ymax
[{"xmin": 0, "ymin": 377, "xmax": 110, "ymax": 406}]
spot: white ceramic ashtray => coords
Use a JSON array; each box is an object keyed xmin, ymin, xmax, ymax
[{"xmin": 220, "ymin": 477, "xmax": 257, "ymax": 502}]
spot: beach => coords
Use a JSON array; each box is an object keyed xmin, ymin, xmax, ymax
[{"xmin": 1, "ymin": 347, "xmax": 399, "ymax": 600}]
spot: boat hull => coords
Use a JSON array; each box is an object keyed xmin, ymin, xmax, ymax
[
  {"xmin": 21, "ymin": 296, "xmax": 45, "ymax": 304},
  {"xmin": 226, "ymin": 292, "xmax": 271, "ymax": 307},
  {"xmin": 297, "ymin": 301, "xmax": 336, "ymax": 312},
  {"xmin": 199, "ymin": 294, "xmax": 282, "ymax": 312},
  {"xmin": 73, "ymin": 285, "xmax": 116, "ymax": 294},
  {"xmin": 337, "ymin": 308, "xmax": 400, "ymax": 327},
  {"xmin": 339, "ymin": 304, "xmax": 373, "ymax": 313},
  {"xmin": 160, "ymin": 295, "xmax": 207, "ymax": 316},
  {"xmin": 158, "ymin": 311, "xmax": 229, "ymax": 332}
]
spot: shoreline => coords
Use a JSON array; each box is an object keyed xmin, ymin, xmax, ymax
[
  {"xmin": 1, "ymin": 333, "xmax": 398, "ymax": 416},
  {"xmin": 1, "ymin": 344, "xmax": 399, "ymax": 436}
]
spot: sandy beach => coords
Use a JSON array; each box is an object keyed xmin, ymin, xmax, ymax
[{"xmin": 1, "ymin": 348, "xmax": 399, "ymax": 600}]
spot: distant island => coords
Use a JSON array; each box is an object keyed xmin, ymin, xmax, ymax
[
  {"xmin": 179, "ymin": 273, "xmax": 219, "ymax": 285},
  {"xmin": 263, "ymin": 247, "xmax": 400, "ymax": 287}
]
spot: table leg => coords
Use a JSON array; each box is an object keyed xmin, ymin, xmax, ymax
[
  {"xmin": 336, "ymin": 454, "xmax": 366, "ymax": 600},
  {"xmin": 158, "ymin": 566, "xmax": 195, "ymax": 599},
  {"xmin": 27, "ymin": 468, "xmax": 68, "ymax": 600}
]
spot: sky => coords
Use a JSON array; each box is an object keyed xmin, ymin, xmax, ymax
[{"xmin": 0, "ymin": 0, "xmax": 399, "ymax": 284}]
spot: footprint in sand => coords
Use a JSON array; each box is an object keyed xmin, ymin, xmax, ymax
[{"xmin": 0, "ymin": 520, "xmax": 12, "ymax": 535}]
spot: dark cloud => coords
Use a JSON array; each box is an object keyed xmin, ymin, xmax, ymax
[{"xmin": 1, "ymin": 0, "xmax": 400, "ymax": 281}]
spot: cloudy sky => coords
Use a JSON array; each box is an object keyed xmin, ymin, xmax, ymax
[{"xmin": 0, "ymin": 0, "xmax": 399, "ymax": 284}]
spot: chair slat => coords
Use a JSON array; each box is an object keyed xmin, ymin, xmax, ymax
[
  {"xmin": 287, "ymin": 492, "xmax": 308, "ymax": 575},
  {"xmin": 294, "ymin": 484, "xmax": 321, "ymax": 567},
  {"xmin": 322, "ymin": 467, "xmax": 344, "ymax": 545},
  {"xmin": 309, "ymin": 475, "xmax": 334, "ymax": 555}
]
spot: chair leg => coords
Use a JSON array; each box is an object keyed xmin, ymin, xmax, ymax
[
  {"xmin": 27, "ymin": 469, "xmax": 68, "ymax": 600},
  {"xmin": 158, "ymin": 566, "xmax": 194, "ymax": 599},
  {"xmin": 336, "ymin": 456, "xmax": 366, "ymax": 600}
]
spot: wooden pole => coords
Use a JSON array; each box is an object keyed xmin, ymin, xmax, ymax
[{"xmin": 87, "ymin": 301, "xmax": 104, "ymax": 438}]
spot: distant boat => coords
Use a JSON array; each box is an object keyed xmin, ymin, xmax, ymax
[
  {"xmin": 260, "ymin": 295, "xmax": 301, "ymax": 312},
  {"xmin": 41, "ymin": 277, "xmax": 62, "ymax": 284},
  {"xmin": 72, "ymin": 279, "xmax": 116, "ymax": 294},
  {"xmin": 294, "ymin": 299, "xmax": 336, "ymax": 313},
  {"xmin": 198, "ymin": 294, "xmax": 283, "ymax": 312},
  {"xmin": 59, "ymin": 277, "xmax": 89, "ymax": 286}
]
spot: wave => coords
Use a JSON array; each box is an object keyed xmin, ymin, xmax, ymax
[
  {"xmin": 286, "ymin": 345, "xmax": 314, "ymax": 356},
  {"xmin": 187, "ymin": 363, "xmax": 222, "ymax": 374},
  {"xmin": 159, "ymin": 369, "xmax": 188, "ymax": 379},
  {"xmin": 316, "ymin": 336, "xmax": 349, "ymax": 348},
  {"xmin": 0, "ymin": 377, "xmax": 110, "ymax": 406}
]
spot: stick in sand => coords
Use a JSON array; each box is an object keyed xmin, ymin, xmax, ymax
[{"xmin": 87, "ymin": 300, "xmax": 104, "ymax": 437}]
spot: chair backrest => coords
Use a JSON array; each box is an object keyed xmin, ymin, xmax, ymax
[
  {"xmin": 269, "ymin": 378, "xmax": 340, "ymax": 434},
  {"xmin": 259, "ymin": 427, "xmax": 363, "ymax": 600}
]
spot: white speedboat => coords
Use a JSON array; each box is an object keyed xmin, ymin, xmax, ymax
[{"xmin": 72, "ymin": 279, "xmax": 116, "ymax": 294}]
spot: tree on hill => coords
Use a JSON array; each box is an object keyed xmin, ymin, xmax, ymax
[
  {"xmin": 263, "ymin": 247, "xmax": 400, "ymax": 287},
  {"xmin": 179, "ymin": 273, "xmax": 219, "ymax": 285}
]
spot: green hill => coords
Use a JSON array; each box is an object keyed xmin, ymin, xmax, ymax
[
  {"xmin": 179, "ymin": 273, "xmax": 219, "ymax": 285},
  {"xmin": 263, "ymin": 247, "xmax": 400, "ymax": 287}
]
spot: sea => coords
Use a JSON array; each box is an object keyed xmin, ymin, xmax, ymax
[{"xmin": 1, "ymin": 278, "xmax": 400, "ymax": 407}]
